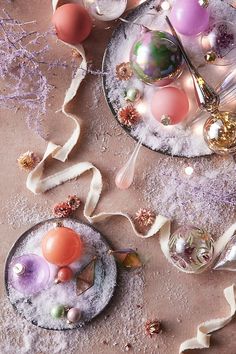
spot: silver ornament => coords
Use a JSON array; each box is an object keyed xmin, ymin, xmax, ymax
[{"xmin": 214, "ymin": 234, "xmax": 236, "ymax": 271}]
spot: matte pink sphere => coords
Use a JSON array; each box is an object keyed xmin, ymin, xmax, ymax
[
  {"xmin": 170, "ymin": 0, "xmax": 209, "ymax": 36},
  {"xmin": 151, "ymin": 87, "xmax": 189, "ymax": 125}
]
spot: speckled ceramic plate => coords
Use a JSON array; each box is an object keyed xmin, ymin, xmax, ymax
[{"xmin": 5, "ymin": 218, "xmax": 117, "ymax": 331}]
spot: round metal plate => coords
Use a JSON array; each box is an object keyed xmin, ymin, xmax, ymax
[{"xmin": 5, "ymin": 218, "xmax": 117, "ymax": 331}]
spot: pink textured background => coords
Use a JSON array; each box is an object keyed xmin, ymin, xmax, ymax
[{"xmin": 0, "ymin": 1, "xmax": 236, "ymax": 353}]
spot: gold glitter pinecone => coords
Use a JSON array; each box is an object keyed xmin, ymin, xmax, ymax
[
  {"xmin": 135, "ymin": 208, "xmax": 155, "ymax": 227},
  {"xmin": 17, "ymin": 151, "xmax": 40, "ymax": 171},
  {"xmin": 116, "ymin": 62, "xmax": 133, "ymax": 81},
  {"xmin": 118, "ymin": 104, "xmax": 141, "ymax": 127},
  {"xmin": 145, "ymin": 319, "xmax": 162, "ymax": 337}
]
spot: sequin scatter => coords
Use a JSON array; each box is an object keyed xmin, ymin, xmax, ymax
[
  {"xmin": 67, "ymin": 195, "xmax": 81, "ymax": 211},
  {"xmin": 145, "ymin": 319, "xmax": 162, "ymax": 337},
  {"xmin": 53, "ymin": 202, "xmax": 72, "ymax": 218},
  {"xmin": 17, "ymin": 151, "xmax": 40, "ymax": 171},
  {"xmin": 116, "ymin": 62, "xmax": 133, "ymax": 81},
  {"xmin": 118, "ymin": 105, "xmax": 141, "ymax": 127},
  {"xmin": 135, "ymin": 208, "xmax": 155, "ymax": 227}
]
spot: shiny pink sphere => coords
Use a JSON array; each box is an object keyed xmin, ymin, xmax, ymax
[
  {"xmin": 170, "ymin": 0, "xmax": 209, "ymax": 36},
  {"xmin": 151, "ymin": 87, "xmax": 189, "ymax": 125}
]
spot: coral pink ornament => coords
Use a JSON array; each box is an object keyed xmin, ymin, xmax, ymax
[
  {"xmin": 52, "ymin": 4, "xmax": 92, "ymax": 45},
  {"xmin": 170, "ymin": 0, "xmax": 209, "ymax": 37},
  {"xmin": 151, "ymin": 87, "xmax": 189, "ymax": 125}
]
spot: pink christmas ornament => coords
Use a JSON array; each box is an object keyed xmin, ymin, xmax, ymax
[
  {"xmin": 151, "ymin": 87, "xmax": 189, "ymax": 125},
  {"xmin": 170, "ymin": 0, "xmax": 209, "ymax": 37}
]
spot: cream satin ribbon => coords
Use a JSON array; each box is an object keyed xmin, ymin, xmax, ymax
[
  {"xmin": 26, "ymin": 2, "xmax": 236, "ymax": 352},
  {"xmin": 179, "ymin": 284, "xmax": 236, "ymax": 353},
  {"xmin": 26, "ymin": 0, "xmax": 169, "ymax": 239}
]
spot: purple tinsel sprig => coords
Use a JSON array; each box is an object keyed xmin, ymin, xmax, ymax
[{"xmin": 0, "ymin": 9, "xmax": 74, "ymax": 138}]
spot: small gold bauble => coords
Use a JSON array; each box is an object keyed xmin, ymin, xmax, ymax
[
  {"xmin": 203, "ymin": 111, "xmax": 236, "ymax": 154},
  {"xmin": 161, "ymin": 114, "xmax": 171, "ymax": 126},
  {"xmin": 204, "ymin": 51, "xmax": 217, "ymax": 63}
]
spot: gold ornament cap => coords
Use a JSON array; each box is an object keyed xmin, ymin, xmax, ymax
[
  {"xmin": 161, "ymin": 115, "xmax": 171, "ymax": 126},
  {"xmin": 204, "ymin": 51, "xmax": 217, "ymax": 63},
  {"xmin": 198, "ymin": 0, "xmax": 210, "ymax": 8}
]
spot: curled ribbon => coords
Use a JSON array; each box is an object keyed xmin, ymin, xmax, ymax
[
  {"xmin": 179, "ymin": 284, "xmax": 236, "ymax": 353},
  {"xmin": 25, "ymin": 3, "xmax": 236, "ymax": 353},
  {"xmin": 26, "ymin": 0, "xmax": 169, "ymax": 239}
]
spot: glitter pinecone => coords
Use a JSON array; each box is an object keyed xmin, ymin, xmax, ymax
[
  {"xmin": 135, "ymin": 208, "xmax": 155, "ymax": 227},
  {"xmin": 145, "ymin": 319, "xmax": 162, "ymax": 337},
  {"xmin": 17, "ymin": 151, "xmax": 40, "ymax": 171},
  {"xmin": 116, "ymin": 62, "xmax": 133, "ymax": 81},
  {"xmin": 118, "ymin": 104, "xmax": 141, "ymax": 127},
  {"xmin": 53, "ymin": 202, "xmax": 72, "ymax": 218},
  {"xmin": 67, "ymin": 195, "xmax": 81, "ymax": 211}
]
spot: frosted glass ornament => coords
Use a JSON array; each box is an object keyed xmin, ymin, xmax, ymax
[
  {"xmin": 83, "ymin": 0, "xmax": 127, "ymax": 21},
  {"xmin": 9, "ymin": 254, "xmax": 50, "ymax": 295}
]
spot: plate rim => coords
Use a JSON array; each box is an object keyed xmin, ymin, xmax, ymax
[{"xmin": 4, "ymin": 217, "xmax": 117, "ymax": 331}]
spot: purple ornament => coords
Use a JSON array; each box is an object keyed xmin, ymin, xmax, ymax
[
  {"xmin": 9, "ymin": 254, "xmax": 50, "ymax": 296},
  {"xmin": 170, "ymin": 0, "xmax": 209, "ymax": 37}
]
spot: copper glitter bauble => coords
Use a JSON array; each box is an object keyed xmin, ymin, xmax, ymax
[
  {"xmin": 67, "ymin": 195, "xmax": 81, "ymax": 211},
  {"xmin": 116, "ymin": 62, "xmax": 133, "ymax": 81},
  {"xmin": 17, "ymin": 151, "xmax": 40, "ymax": 171},
  {"xmin": 118, "ymin": 105, "xmax": 141, "ymax": 127},
  {"xmin": 204, "ymin": 111, "xmax": 236, "ymax": 154},
  {"xmin": 53, "ymin": 202, "xmax": 72, "ymax": 218},
  {"xmin": 145, "ymin": 319, "xmax": 162, "ymax": 337},
  {"xmin": 135, "ymin": 208, "xmax": 155, "ymax": 227}
]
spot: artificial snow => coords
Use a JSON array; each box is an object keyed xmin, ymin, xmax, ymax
[{"xmin": 104, "ymin": 0, "xmax": 236, "ymax": 157}]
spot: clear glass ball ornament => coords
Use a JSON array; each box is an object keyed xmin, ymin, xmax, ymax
[
  {"xmin": 204, "ymin": 111, "xmax": 236, "ymax": 154},
  {"xmin": 201, "ymin": 21, "xmax": 236, "ymax": 66},
  {"xmin": 83, "ymin": 0, "xmax": 127, "ymax": 21},
  {"xmin": 168, "ymin": 226, "xmax": 214, "ymax": 273}
]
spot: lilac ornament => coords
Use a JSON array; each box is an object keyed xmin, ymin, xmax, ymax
[
  {"xmin": 170, "ymin": 0, "xmax": 210, "ymax": 37},
  {"xmin": 9, "ymin": 254, "xmax": 50, "ymax": 296}
]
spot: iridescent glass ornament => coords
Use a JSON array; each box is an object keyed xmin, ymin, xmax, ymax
[
  {"xmin": 9, "ymin": 254, "xmax": 50, "ymax": 295},
  {"xmin": 130, "ymin": 28, "xmax": 183, "ymax": 86},
  {"xmin": 201, "ymin": 21, "xmax": 236, "ymax": 66},
  {"xmin": 168, "ymin": 226, "xmax": 214, "ymax": 273},
  {"xmin": 214, "ymin": 234, "xmax": 236, "ymax": 271}
]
